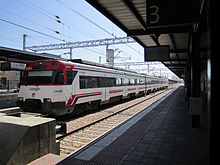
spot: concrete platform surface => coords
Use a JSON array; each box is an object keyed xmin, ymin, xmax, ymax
[
  {"xmin": 56, "ymin": 86, "xmax": 209, "ymax": 165},
  {"xmin": 29, "ymin": 154, "xmax": 66, "ymax": 165}
]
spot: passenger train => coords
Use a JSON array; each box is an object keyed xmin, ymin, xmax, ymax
[{"xmin": 17, "ymin": 59, "xmax": 168, "ymax": 116}]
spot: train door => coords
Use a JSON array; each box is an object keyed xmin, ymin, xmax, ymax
[
  {"xmin": 124, "ymin": 76, "xmax": 128, "ymax": 97},
  {"xmin": 144, "ymin": 76, "xmax": 147, "ymax": 95},
  {"xmin": 123, "ymin": 76, "xmax": 129, "ymax": 97},
  {"xmin": 52, "ymin": 71, "xmax": 66, "ymax": 104},
  {"xmin": 104, "ymin": 76, "xmax": 107, "ymax": 101},
  {"xmin": 105, "ymin": 75, "xmax": 110, "ymax": 101},
  {"xmin": 65, "ymin": 70, "xmax": 78, "ymax": 104}
]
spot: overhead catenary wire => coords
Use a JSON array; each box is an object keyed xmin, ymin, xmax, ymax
[
  {"xmin": 0, "ymin": 18, "xmax": 65, "ymax": 42},
  {"xmin": 0, "ymin": 7, "xmax": 63, "ymax": 37},
  {"xmin": 56, "ymin": 0, "xmax": 144, "ymax": 58},
  {"xmin": 20, "ymin": 0, "xmax": 99, "ymax": 39},
  {"xmin": 0, "ymin": 3, "xmax": 92, "ymax": 45},
  {"xmin": 16, "ymin": 0, "xmax": 138, "ymax": 59},
  {"xmin": 17, "ymin": 0, "xmax": 57, "ymax": 22},
  {"xmin": 56, "ymin": 0, "xmax": 115, "ymax": 38},
  {"xmin": 0, "ymin": 6, "xmax": 83, "ymax": 43},
  {"xmin": 6, "ymin": 0, "xmax": 142, "ymax": 62},
  {"xmin": 15, "ymin": 0, "xmax": 106, "ymax": 54},
  {"xmin": 25, "ymin": 0, "xmax": 57, "ymax": 19},
  {"xmin": 17, "ymin": 0, "xmax": 115, "ymax": 42},
  {"xmin": 0, "ymin": 17, "xmax": 105, "ymax": 57}
]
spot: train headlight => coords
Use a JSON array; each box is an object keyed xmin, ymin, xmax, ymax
[
  {"xmin": 18, "ymin": 97, "xmax": 23, "ymax": 101},
  {"xmin": 43, "ymin": 98, "xmax": 52, "ymax": 103}
]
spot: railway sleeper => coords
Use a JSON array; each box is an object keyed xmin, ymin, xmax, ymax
[
  {"xmin": 81, "ymin": 130, "xmax": 104, "ymax": 136},
  {"xmin": 60, "ymin": 148, "xmax": 74, "ymax": 155},
  {"xmin": 90, "ymin": 124, "xmax": 112, "ymax": 130},
  {"xmin": 84, "ymin": 127, "xmax": 110, "ymax": 133},
  {"xmin": 62, "ymin": 138, "xmax": 87, "ymax": 145},
  {"xmin": 97, "ymin": 122, "xmax": 117, "ymax": 127},
  {"xmin": 60, "ymin": 145, "xmax": 81, "ymax": 152},
  {"xmin": 66, "ymin": 136, "xmax": 91, "ymax": 143},
  {"xmin": 73, "ymin": 132, "xmax": 98, "ymax": 139},
  {"xmin": 60, "ymin": 141, "xmax": 84, "ymax": 148},
  {"xmin": 81, "ymin": 128, "xmax": 109, "ymax": 134}
]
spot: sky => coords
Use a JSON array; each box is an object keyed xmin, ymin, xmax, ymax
[{"xmin": 0, "ymin": 0, "xmax": 180, "ymax": 80}]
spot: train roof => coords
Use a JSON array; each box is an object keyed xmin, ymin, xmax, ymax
[
  {"xmin": 27, "ymin": 59, "xmax": 167, "ymax": 80},
  {"xmin": 68, "ymin": 59, "xmax": 139, "ymax": 74},
  {"xmin": 69, "ymin": 59, "xmax": 168, "ymax": 80},
  {"xmin": 69, "ymin": 59, "xmax": 167, "ymax": 79}
]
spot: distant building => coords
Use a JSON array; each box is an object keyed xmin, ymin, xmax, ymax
[{"xmin": 0, "ymin": 62, "xmax": 25, "ymax": 90}]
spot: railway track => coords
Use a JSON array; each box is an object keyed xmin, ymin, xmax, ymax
[{"xmin": 57, "ymin": 86, "xmax": 177, "ymax": 156}]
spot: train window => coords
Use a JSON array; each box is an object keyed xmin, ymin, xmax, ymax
[
  {"xmin": 130, "ymin": 78, "xmax": 135, "ymax": 85},
  {"xmin": 116, "ymin": 78, "xmax": 122, "ymax": 86},
  {"xmin": 79, "ymin": 76, "xmax": 116, "ymax": 89},
  {"xmin": 140, "ymin": 79, "xmax": 145, "ymax": 85},
  {"xmin": 89, "ymin": 77, "xmax": 99, "ymax": 88},
  {"xmin": 105, "ymin": 78, "xmax": 110, "ymax": 87},
  {"xmin": 122, "ymin": 78, "xmax": 129, "ymax": 86},
  {"xmin": 53, "ymin": 70, "xmax": 62, "ymax": 85},
  {"xmin": 66, "ymin": 71, "xmax": 77, "ymax": 85},
  {"xmin": 55, "ymin": 72, "xmax": 64, "ymax": 85},
  {"xmin": 99, "ymin": 77, "xmax": 105, "ymax": 87},
  {"xmin": 23, "ymin": 70, "xmax": 54, "ymax": 85},
  {"xmin": 106, "ymin": 77, "xmax": 116, "ymax": 87},
  {"xmin": 80, "ymin": 76, "xmax": 88, "ymax": 89},
  {"xmin": 28, "ymin": 70, "xmax": 53, "ymax": 77},
  {"xmin": 79, "ymin": 76, "xmax": 101, "ymax": 88},
  {"xmin": 146, "ymin": 79, "xmax": 151, "ymax": 84},
  {"xmin": 112, "ymin": 78, "xmax": 116, "ymax": 86}
]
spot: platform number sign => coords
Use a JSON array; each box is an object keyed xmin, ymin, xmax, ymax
[
  {"xmin": 147, "ymin": 0, "xmax": 200, "ymax": 27},
  {"xmin": 149, "ymin": 5, "xmax": 159, "ymax": 24}
]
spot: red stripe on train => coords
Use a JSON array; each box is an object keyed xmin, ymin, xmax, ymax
[
  {"xmin": 66, "ymin": 91, "xmax": 102, "ymax": 107},
  {"xmin": 109, "ymin": 89, "xmax": 123, "ymax": 93}
]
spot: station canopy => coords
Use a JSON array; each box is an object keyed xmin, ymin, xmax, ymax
[
  {"xmin": 86, "ymin": 0, "xmax": 208, "ymax": 78},
  {"xmin": 0, "ymin": 46, "xmax": 64, "ymax": 63}
]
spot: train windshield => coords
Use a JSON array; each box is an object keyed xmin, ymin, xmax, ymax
[{"xmin": 21, "ymin": 70, "xmax": 64, "ymax": 85}]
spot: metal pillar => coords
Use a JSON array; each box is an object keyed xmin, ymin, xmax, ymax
[
  {"xmin": 191, "ymin": 32, "xmax": 200, "ymax": 97},
  {"xmin": 186, "ymin": 52, "xmax": 191, "ymax": 99},
  {"xmin": 23, "ymin": 34, "xmax": 27, "ymax": 51},
  {"xmin": 190, "ymin": 32, "xmax": 201, "ymax": 128},
  {"xmin": 106, "ymin": 44, "xmax": 109, "ymax": 62},
  {"xmin": 70, "ymin": 48, "xmax": 72, "ymax": 59}
]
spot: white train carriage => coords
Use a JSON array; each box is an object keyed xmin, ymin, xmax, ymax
[{"xmin": 17, "ymin": 59, "xmax": 168, "ymax": 116}]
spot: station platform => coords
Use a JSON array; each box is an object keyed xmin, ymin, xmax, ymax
[{"xmin": 56, "ymin": 86, "xmax": 209, "ymax": 165}]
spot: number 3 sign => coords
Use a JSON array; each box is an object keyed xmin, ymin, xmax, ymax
[
  {"xmin": 147, "ymin": 0, "xmax": 200, "ymax": 27},
  {"xmin": 149, "ymin": 5, "xmax": 159, "ymax": 24}
]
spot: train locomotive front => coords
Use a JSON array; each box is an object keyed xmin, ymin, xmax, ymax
[{"xmin": 17, "ymin": 60, "xmax": 76, "ymax": 116}]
